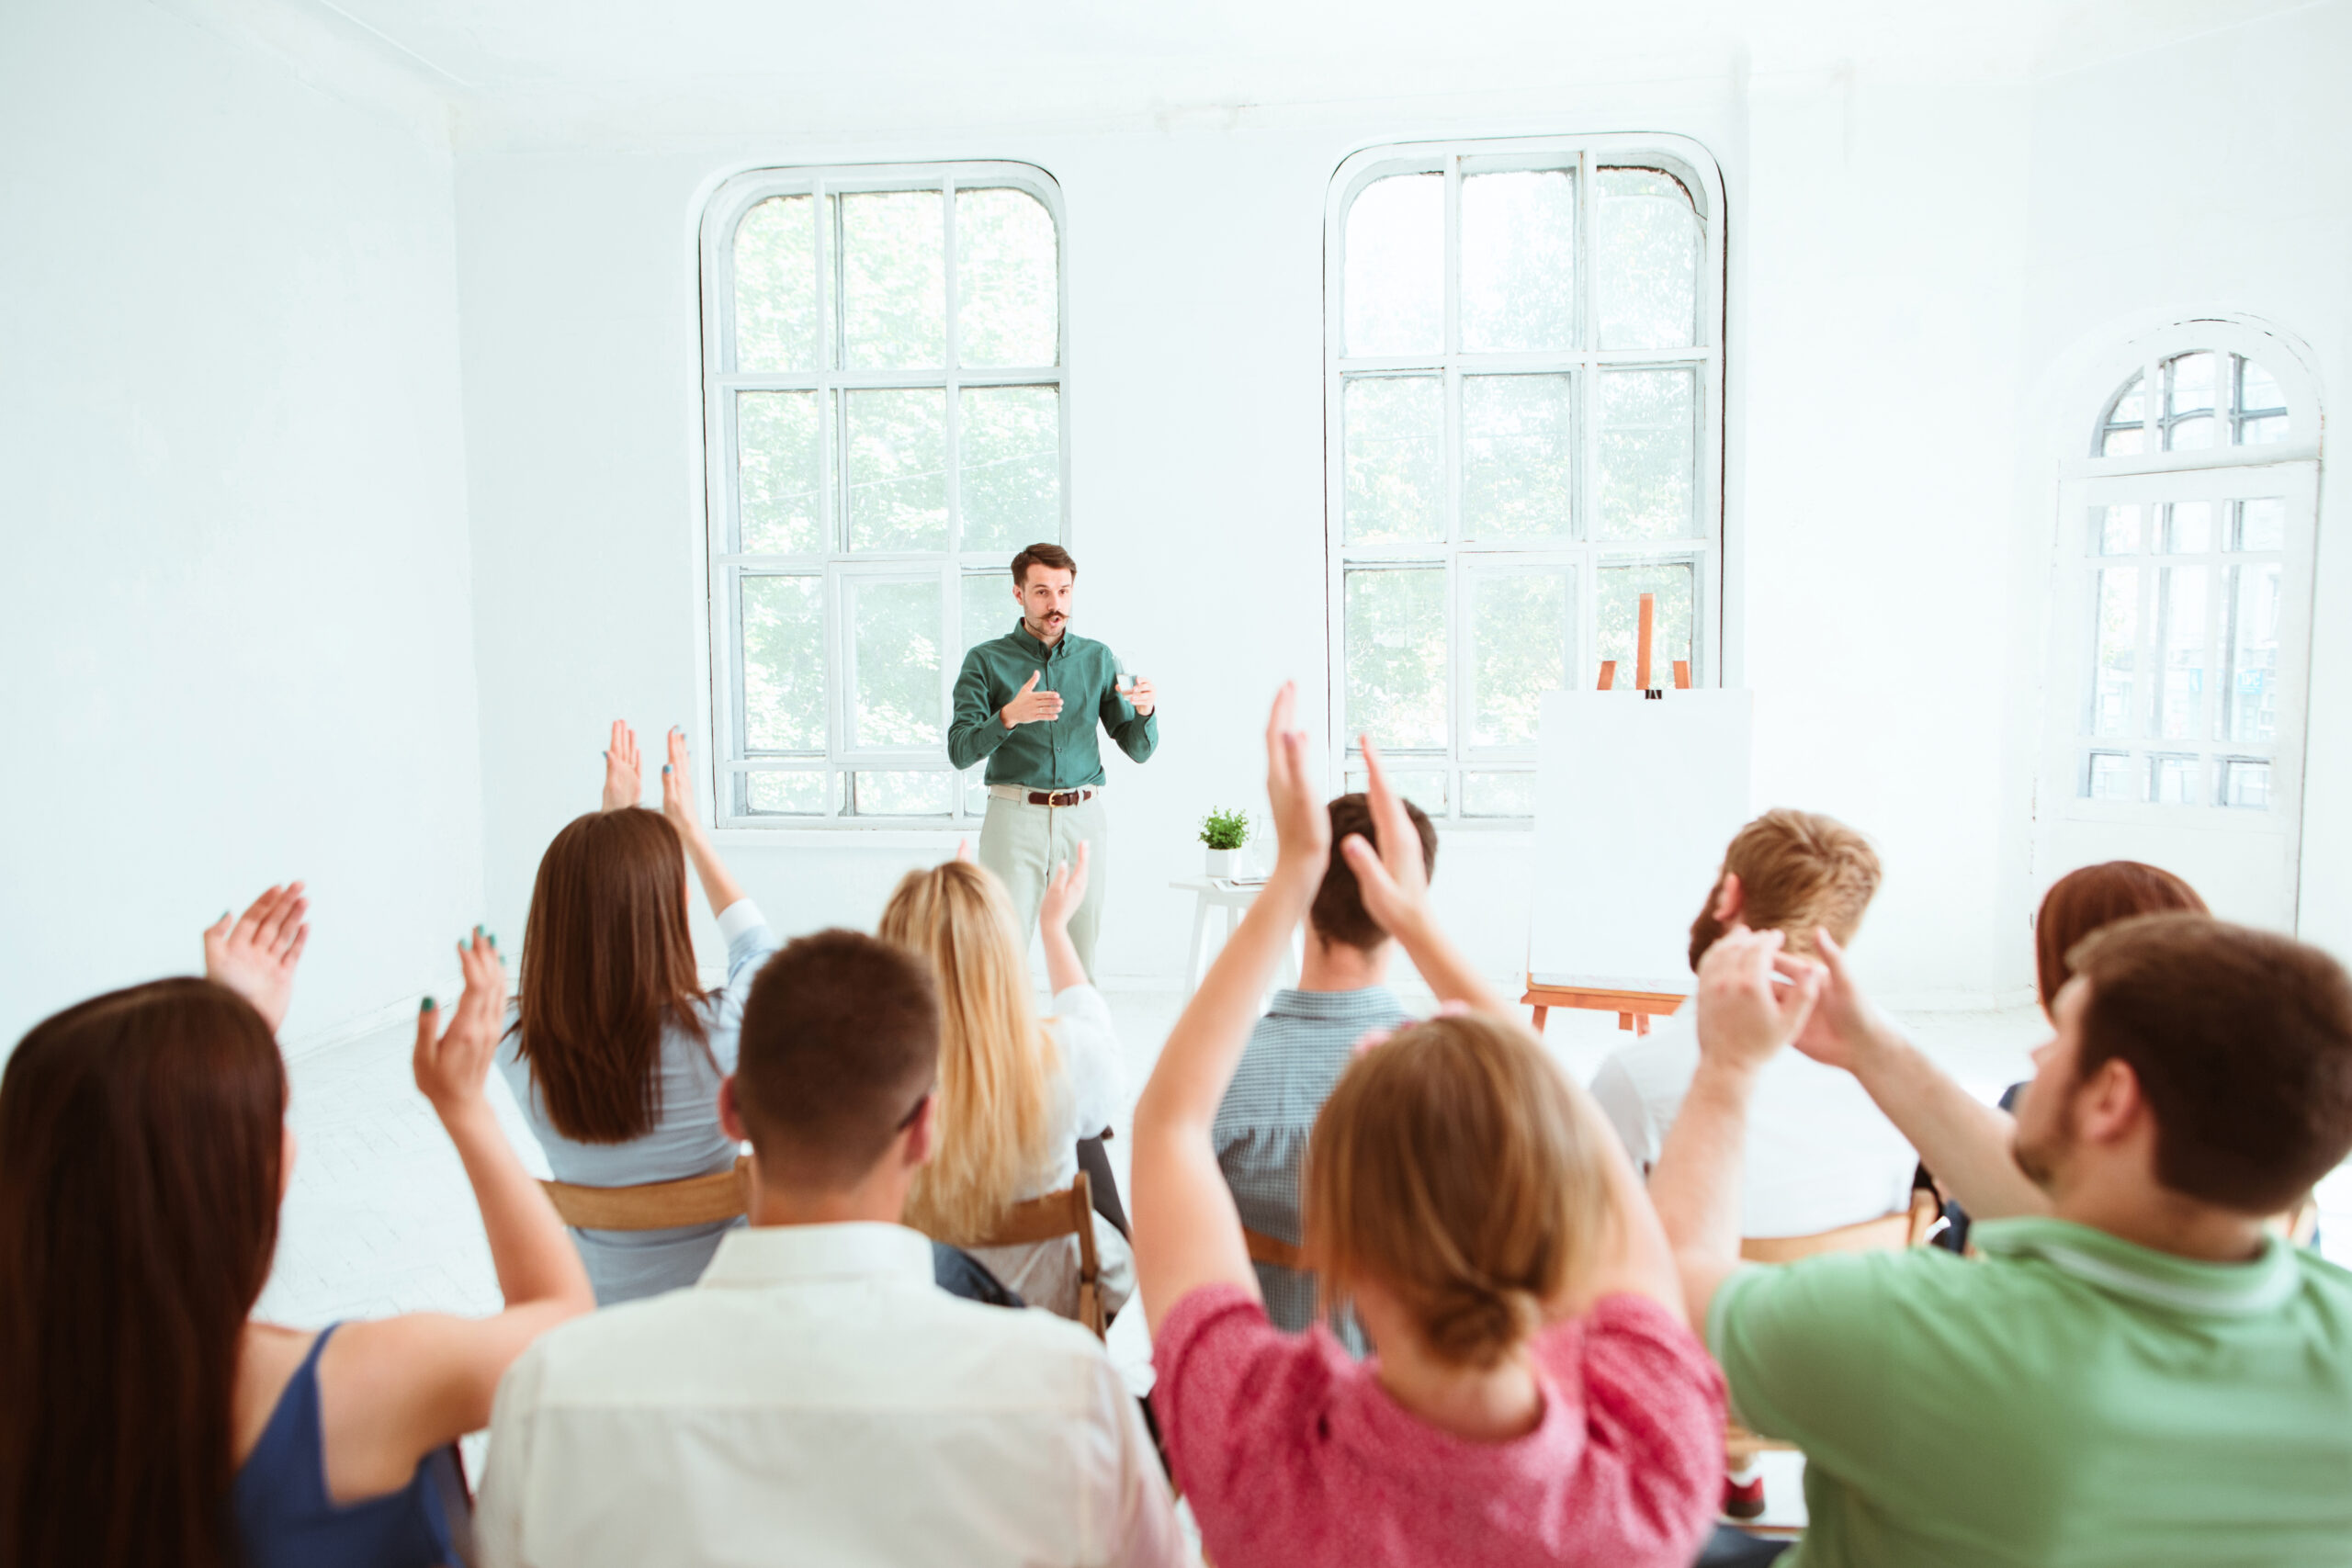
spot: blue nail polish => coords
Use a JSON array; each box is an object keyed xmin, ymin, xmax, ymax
[
  {"xmin": 663, "ymin": 764, "xmax": 672, "ymax": 774},
  {"xmin": 420, "ymin": 996, "xmax": 434, "ymax": 1013}
]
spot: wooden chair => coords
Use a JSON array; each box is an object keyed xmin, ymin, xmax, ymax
[
  {"xmin": 538, "ymin": 1155, "xmax": 752, "ymax": 1231},
  {"xmin": 978, "ymin": 1173, "xmax": 1108, "ymax": 1339},
  {"xmin": 1724, "ymin": 1187, "xmax": 1942, "ymax": 1469}
]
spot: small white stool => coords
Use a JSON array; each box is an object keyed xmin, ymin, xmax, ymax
[{"xmin": 1170, "ymin": 878, "xmax": 1302, "ymax": 997}]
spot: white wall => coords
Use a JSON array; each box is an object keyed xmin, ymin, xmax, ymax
[{"xmin": 0, "ymin": 0, "xmax": 484, "ymax": 1049}]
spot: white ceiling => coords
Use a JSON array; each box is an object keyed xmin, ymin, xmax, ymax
[{"xmin": 282, "ymin": 0, "xmax": 2318, "ymax": 145}]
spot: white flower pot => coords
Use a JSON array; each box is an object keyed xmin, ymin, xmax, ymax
[{"xmin": 1204, "ymin": 847, "xmax": 1240, "ymax": 878}]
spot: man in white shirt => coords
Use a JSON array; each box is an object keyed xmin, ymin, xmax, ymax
[
  {"xmin": 1589, "ymin": 808, "xmax": 1919, "ymax": 1239},
  {"xmin": 477, "ymin": 928, "xmax": 1181, "ymax": 1568}
]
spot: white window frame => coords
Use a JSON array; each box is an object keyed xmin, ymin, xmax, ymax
[
  {"xmin": 697, "ymin": 162, "xmax": 1069, "ymax": 828},
  {"xmin": 1322, "ymin": 134, "xmax": 1727, "ymax": 824},
  {"xmin": 2041, "ymin": 320, "xmax": 2324, "ymax": 874}
]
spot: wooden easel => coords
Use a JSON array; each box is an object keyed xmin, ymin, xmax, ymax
[{"xmin": 1525, "ymin": 592, "xmax": 1690, "ymax": 1036}]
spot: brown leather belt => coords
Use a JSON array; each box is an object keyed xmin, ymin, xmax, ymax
[{"xmin": 989, "ymin": 784, "xmax": 1099, "ymax": 808}]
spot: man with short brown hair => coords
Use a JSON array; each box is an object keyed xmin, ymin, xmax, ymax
[
  {"xmin": 1651, "ymin": 912, "xmax": 2352, "ymax": 1566},
  {"xmin": 949, "ymin": 542, "xmax": 1159, "ymax": 978},
  {"xmin": 478, "ymin": 930, "xmax": 1181, "ymax": 1568},
  {"xmin": 1590, "ymin": 808, "xmax": 1916, "ymax": 1237}
]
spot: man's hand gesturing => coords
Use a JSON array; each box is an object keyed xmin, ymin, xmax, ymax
[{"xmin": 1001, "ymin": 671, "xmax": 1063, "ymax": 728}]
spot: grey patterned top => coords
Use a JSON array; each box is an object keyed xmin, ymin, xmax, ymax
[{"xmin": 1210, "ymin": 986, "xmax": 1408, "ymax": 1356}]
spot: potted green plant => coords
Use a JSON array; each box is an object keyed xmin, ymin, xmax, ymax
[{"xmin": 1198, "ymin": 807, "xmax": 1250, "ymax": 878}]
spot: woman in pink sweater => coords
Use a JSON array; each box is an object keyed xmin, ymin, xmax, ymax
[{"xmin": 1129, "ymin": 685, "xmax": 1727, "ymax": 1568}]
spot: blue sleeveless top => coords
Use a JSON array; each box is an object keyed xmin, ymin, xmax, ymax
[{"xmin": 232, "ymin": 1325, "xmax": 457, "ymax": 1568}]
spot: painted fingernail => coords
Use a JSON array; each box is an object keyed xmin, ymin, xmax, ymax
[
  {"xmin": 662, "ymin": 765, "xmax": 672, "ymax": 774},
  {"xmin": 420, "ymin": 996, "xmax": 434, "ymax": 1013},
  {"xmin": 474, "ymin": 924, "xmax": 483, "ymax": 938}
]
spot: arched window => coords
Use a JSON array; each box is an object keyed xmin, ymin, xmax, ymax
[{"xmin": 2041, "ymin": 323, "xmax": 2322, "ymax": 927}]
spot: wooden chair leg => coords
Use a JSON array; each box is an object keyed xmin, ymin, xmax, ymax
[
  {"xmin": 1531, "ymin": 1005, "xmax": 1549, "ymax": 1034},
  {"xmin": 1634, "ymin": 1013, "xmax": 1652, "ymax": 1036},
  {"xmin": 1618, "ymin": 1011, "xmax": 1634, "ymax": 1031}
]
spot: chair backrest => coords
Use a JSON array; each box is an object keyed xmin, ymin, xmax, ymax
[
  {"xmin": 539, "ymin": 1155, "xmax": 752, "ymax": 1231},
  {"xmin": 978, "ymin": 1173, "xmax": 1106, "ymax": 1338},
  {"xmin": 1738, "ymin": 1187, "xmax": 1943, "ymax": 1265},
  {"xmin": 1243, "ymin": 1227, "xmax": 1304, "ymax": 1271}
]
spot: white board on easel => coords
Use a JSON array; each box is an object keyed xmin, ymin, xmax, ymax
[{"xmin": 1526, "ymin": 689, "xmax": 1754, "ymax": 995}]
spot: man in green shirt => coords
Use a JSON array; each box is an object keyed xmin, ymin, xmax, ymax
[
  {"xmin": 947, "ymin": 543, "xmax": 1159, "ymax": 979},
  {"xmin": 1652, "ymin": 913, "xmax": 2352, "ymax": 1567}
]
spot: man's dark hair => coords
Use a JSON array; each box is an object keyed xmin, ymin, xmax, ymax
[
  {"xmin": 1311, "ymin": 793, "xmax": 1438, "ymax": 953},
  {"xmin": 736, "ymin": 930, "xmax": 940, "ymax": 1189},
  {"xmin": 1011, "ymin": 542, "xmax": 1076, "ymax": 587},
  {"xmin": 2070, "ymin": 913, "xmax": 2352, "ymax": 1213}
]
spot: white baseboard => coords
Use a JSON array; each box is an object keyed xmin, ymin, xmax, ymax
[{"xmin": 280, "ymin": 974, "xmax": 469, "ymax": 1062}]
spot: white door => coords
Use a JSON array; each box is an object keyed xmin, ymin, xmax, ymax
[{"xmin": 2037, "ymin": 461, "xmax": 2319, "ymax": 931}]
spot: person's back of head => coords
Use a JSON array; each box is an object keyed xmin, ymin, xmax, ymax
[
  {"xmin": 0, "ymin": 979, "xmax": 286, "ymax": 1568},
  {"xmin": 1311, "ymin": 793, "xmax": 1438, "ymax": 953},
  {"xmin": 1689, "ymin": 807, "xmax": 1880, "ymax": 971},
  {"xmin": 1304, "ymin": 1013, "xmax": 1609, "ymax": 1369},
  {"xmin": 875, "ymin": 863, "xmax": 1055, "ymax": 1243},
  {"xmin": 734, "ymin": 929, "xmax": 941, "ymax": 1199},
  {"xmin": 2033, "ymin": 861, "xmax": 2208, "ymax": 1017},
  {"xmin": 515, "ymin": 808, "xmax": 709, "ymax": 1145},
  {"xmin": 2054, "ymin": 914, "xmax": 2352, "ymax": 1214}
]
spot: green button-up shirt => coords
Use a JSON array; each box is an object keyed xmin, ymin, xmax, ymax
[{"xmin": 948, "ymin": 623, "xmax": 1159, "ymax": 788}]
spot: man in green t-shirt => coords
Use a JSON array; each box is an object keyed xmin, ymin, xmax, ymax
[{"xmin": 1651, "ymin": 913, "xmax": 2352, "ymax": 1567}]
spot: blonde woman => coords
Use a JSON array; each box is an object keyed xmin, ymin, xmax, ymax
[{"xmin": 878, "ymin": 842, "xmax": 1133, "ymax": 1323}]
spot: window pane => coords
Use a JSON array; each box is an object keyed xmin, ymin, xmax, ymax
[
  {"xmin": 2150, "ymin": 754, "xmax": 2199, "ymax": 806},
  {"xmin": 2090, "ymin": 567, "xmax": 2138, "ymax": 738},
  {"xmin": 1469, "ymin": 570, "xmax": 1573, "ymax": 748},
  {"xmin": 741, "ymin": 576, "xmax": 825, "ymax": 751},
  {"xmin": 1344, "ymin": 174, "xmax": 1442, "ymax": 355},
  {"xmin": 1596, "ymin": 169, "xmax": 1700, "ymax": 351},
  {"xmin": 2239, "ymin": 358, "xmax": 2285, "ymax": 415},
  {"xmin": 962, "ymin": 570, "xmax": 1012, "ymax": 653},
  {"xmin": 734, "ymin": 195, "xmax": 818, "ymax": 372},
  {"xmin": 1345, "ymin": 569, "xmax": 1447, "ymax": 748},
  {"xmin": 2097, "ymin": 504, "xmax": 2141, "ymax": 555},
  {"xmin": 2108, "ymin": 372, "xmax": 2146, "ymax": 426},
  {"xmin": 2084, "ymin": 750, "xmax": 2132, "ymax": 800},
  {"xmin": 1595, "ymin": 561, "xmax": 1693, "ymax": 690},
  {"xmin": 2165, "ymin": 352, "xmax": 2216, "ymax": 418},
  {"xmin": 1461, "ymin": 374, "xmax": 1574, "ymax": 541},
  {"xmin": 2221, "ymin": 759, "xmax": 2270, "ymax": 809},
  {"xmin": 745, "ymin": 771, "xmax": 831, "ymax": 816},
  {"xmin": 2163, "ymin": 502, "xmax": 2211, "ymax": 554},
  {"xmin": 1596, "ymin": 368, "xmax": 1696, "ymax": 540},
  {"xmin": 1461, "ymin": 771, "xmax": 1537, "ymax": 818},
  {"xmin": 854, "ymin": 771, "xmax": 955, "ymax": 817},
  {"xmin": 1345, "ymin": 767, "xmax": 1448, "ymax": 815},
  {"xmin": 1459, "ymin": 170, "xmax": 1576, "ymax": 353},
  {"xmin": 2101, "ymin": 425, "xmax": 2146, "ymax": 457},
  {"xmin": 1343, "ymin": 377, "xmax": 1444, "ymax": 544},
  {"xmin": 2155, "ymin": 565, "xmax": 2207, "ymax": 740},
  {"xmin": 2226, "ymin": 562, "xmax": 2280, "ymax": 744},
  {"xmin": 959, "ymin": 385, "xmax": 1058, "ymax": 552},
  {"xmin": 846, "ymin": 389, "xmax": 947, "ymax": 551},
  {"xmin": 841, "ymin": 191, "xmax": 944, "ymax": 369},
  {"xmin": 2167, "ymin": 413, "xmax": 2216, "ymax": 451},
  {"xmin": 955, "ymin": 187, "xmax": 1057, "ymax": 367},
  {"xmin": 2240, "ymin": 414, "xmax": 2291, "ymax": 446},
  {"xmin": 738, "ymin": 391, "xmax": 823, "ymax": 553},
  {"xmin": 2235, "ymin": 498, "xmax": 2285, "ymax": 551},
  {"xmin": 847, "ymin": 577, "xmax": 943, "ymax": 747}
]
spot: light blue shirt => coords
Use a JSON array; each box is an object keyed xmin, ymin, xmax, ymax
[
  {"xmin": 1210, "ymin": 986, "xmax": 1406, "ymax": 1353},
  {"xmin": 497, "ymin": 900, "xmax": 776, "ymax": 1303}
]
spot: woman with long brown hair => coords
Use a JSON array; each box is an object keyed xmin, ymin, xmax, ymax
[
  {"xmin": 0, "ymin": 889, "xmax": 592, "ymax": 1568},
  {"xmin": 878, "ymin": 841, "xmax": 1133, "ymax": 1322},
  {"xmin": 494, "ymin": 722, "xmax": 775, "ymax": 1303}
]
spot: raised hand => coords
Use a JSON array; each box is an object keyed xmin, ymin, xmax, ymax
[
  {"xmin": 204, "ymin": 884, "xmax": 310, "ymax": 1033},
  {"xmin": 659, "ymin": 728, "xmax": 701, "ymax": 839},
  {"xmin": 1039, "ymin": 840, "xmax": 1092, "ymax": 933},
  {"xmin": 1337, "ymin": 736, "xmax": 1430, "ymax": 940},
  {"xmin": 1128, "ymin": 675, "xmax": 1157, "ymax": 717},
  {"xmin": 1001, "ymin": 671, "xmax": 1063, "ymax": 728},
  {"xmin": 1693, "ymin": 926, "xmax": 1825, "ymax": 1076},
  {"xmin": 1263, "ymin": 681, "xmax": 1330, "ymax": 874},
  {"xmin": 414, "ymin": 928, "xmax": 507, "ymax": 1122},
  {"xmin": 1790, "ymin": 927, "xmax": 1902, "ymax": 1074},
  {"xmin": 602, "ymin": 720, "xmax": 641, "ymax": 811}
]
